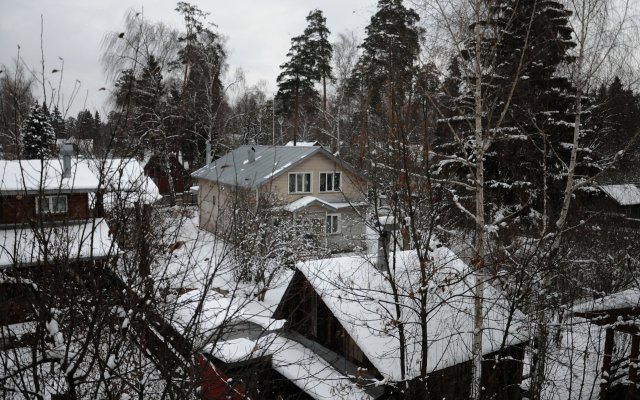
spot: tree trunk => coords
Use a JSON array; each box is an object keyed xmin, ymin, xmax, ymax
[
  {"xmin": 162, "ymin": 152, "xmax": 177, "ymax": 207},
  {"xmin": 293, "ymin": 88, "xmax": 299, "ymax": 145},
  {"xmin": 471, "ymin": 4, "xmax": 486, "ymax": 396}
]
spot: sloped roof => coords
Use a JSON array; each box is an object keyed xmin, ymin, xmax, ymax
[
  {"xmin": 292, "ymin": 248, "xmax": 528, "ymax": 381},
  {"xmin": 0, "ymin": 218, "xmax": 116, "ymax": 267},
  {"xmin": 209, "ymin": 333, "xmax": 373, "ymax": 400},
  {"xmin": 191, "ymin": 145, "xmax": 366, "ymax": 189},
  {"xmin": 90, "ymin": 158, "xmax": 161, "ymax": 207},
  {"xmin": 0, "ymin": 159, "xmax": 100, "ymax": 194},
  {"xmin": 599, "ymin": 184, "xmax": 640, "ymax": 206},
  {"xmin": 572, "ymin": 288, "xmax": 640, "ymax": 315},
  {"xmin": 283, "ymin": 196, "xmax": 369, "ymax": 213},
  {"xmin": 284, "ymin": 196, "xmax": 338, "ymax": 212}
]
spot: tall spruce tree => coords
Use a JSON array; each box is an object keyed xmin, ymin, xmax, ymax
[
  {"xmin": 22, "ymin": 101, "xmax": 56, "ymax": 159},
  {"xmin": 76, "ymin": 109, "xmax": 97, "ymax": 139},
  {"xmin": 441, "ymin": 0, "xmax": 579, "ymax": 219},
  {"xmin": 50, "ymin": 105, "xmax": 66, "ymax": 138},
  {"xmin": 135, "ymin": 55, "xmax": 166, "ymax": 152}
]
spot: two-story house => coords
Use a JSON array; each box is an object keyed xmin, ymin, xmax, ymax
[
  {"xmin": 191, "ymin": 144, "xmax": 369, "ymax": 252},
  {"xmin": 0, "ymin": 147, "xmax": 116, "ymax": 327}
]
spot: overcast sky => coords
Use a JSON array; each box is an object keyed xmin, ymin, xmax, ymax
[{"xmin": 0, "ymin": 0, "xmax": 376, "ymax": 118}]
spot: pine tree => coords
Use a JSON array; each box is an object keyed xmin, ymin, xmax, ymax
[
  {"xmin": 275, "ymin": 33, "xmax": 318, "ymax": 144},
  {"xmin": 346, "ymin": 0, "xmax": 423, "ymax": 161},
  {"xmin": 22, "ymin": 101, "xmax": 56, "ymax": 159},
  {"xmin": 352, "ymin": 0, "xmax": 422, "ymax": 109},
  {"xmin": 93, "ymin": 110, "xmax": 102, "ymax": 136},
  {"xmin": 303, "ymin": 9, "xmax": 333, "ymax": 115}
]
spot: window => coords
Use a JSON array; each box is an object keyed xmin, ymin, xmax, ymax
[
  {"xmin": 319, "ymin": 172, "xmax": 341, "ymax": 192},
  {"xmin": 288, "ymin": 172, "xmax": 311, "ymax": 194},
  {"xmin": 37, "ymin": 195, "xmax": 68, "ymax": 214},
  {"xmin": 326, "ymin": 214, "xmax": 340, "ymax": 234},
  {"xmin": 377, "ymin": 195, "xmax": 388, "ymax": 208}
]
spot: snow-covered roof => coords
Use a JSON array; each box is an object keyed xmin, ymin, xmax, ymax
[
  {"xmin": 284, "ymin": 196, "xmax": 337, "ymax": 212},
  {"xmin": 0, "ymin": 218, "xmax": 116, "ymax": 267},
  {"xmin": 284, "ymin": 196, "xmax": 368, "ymax": 213},
  {"xmin": 285, "ymin": 141, "xmax": 321, "ymax": 147},
  {"xmin": 191, "ymin": 145, "xmax": 366, "ymax": 189},
  {"xmin": 90, "ymin": 158, "xmax": 161, "ymax": 207},
  {"xmin": 293, "ymin": 248, "xmax": 528, "ymax": 381},
  {"xmin": 0, "ymin": 159, "xmax": 100, "ymax": 194},
  {"xmin": 267, "ymin": 334, "xmax": 373, "ymax": 400},
  {"xmin": 599, "ymin": 184, "xmax": 640, "ymax": 206},
  {"xmin": 211, "ymin": 333, "xmax": 373, "ymax": 400},
  {"xmin": 572, "ymin": 289, "xmax": 640, "ymax": 314}
]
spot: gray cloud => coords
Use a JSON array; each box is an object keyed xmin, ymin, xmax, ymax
[{"xmin": 0, "ymin": 0, "xmax": 375, "ymax": 117}]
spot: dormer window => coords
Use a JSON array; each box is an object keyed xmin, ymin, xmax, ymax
[
  {"xmin": 37, "ymin": 195, "xmax": 68, "ymax": 214},
  {"xmin": 319, "ymin": 172, "xmax": 341, "ymax": 192},
  {"xmin": 288, "ymin": 172, "xmax": 311, "ymax": 194}
]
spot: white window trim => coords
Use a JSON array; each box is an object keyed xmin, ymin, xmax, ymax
[
  {"xmin": 326, "ymin": 213, "xmax": 340, "ymax": 235},
  {"xmin": 288, "ymin": 172, "xmax": 313, "ymax": 194},
  {"xmin": 319, "ymin": 171, "xmax": 342, "ymax": 193},
  {"xmin": 36, "ymin": 195, "xmax": 68, "ymax": 214}
]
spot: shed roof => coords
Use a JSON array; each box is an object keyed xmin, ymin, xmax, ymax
[
  {"xmin": 90, "ymin": 158, "xmax": 161, "ymax": 207},
  {"xmin": 599, "ymin": 184, "xmax": 640, "ymax": 206},
  {"xmin": 288, "ymin": 248, "xmax": 528, "ymax": 381},
  {"xmin": 191, "ymin": 145, "xmax": 366, "ymax": 189},
  {"xmin": 0, "ymin": 218, "xmax": 116, "ymax": 267}
]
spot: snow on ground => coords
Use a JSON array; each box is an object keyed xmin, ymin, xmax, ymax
[
  {"xmin": 149, "ymin": 208, "xmax": 292, "ymax": 347},
  {"xmin": 146, "ymin": 208, "xmax": 617, "ymax": 399},
  {"xmin": 538, "ymin": 317, "xmax": 605, "ymax": 400},
  {"xmin": 0, "ymin": 321, "xmax": 167, "ymax": 399},
  {"xmin": 148, "ymin": 208, "xmax": 376, "ymax": 399}
]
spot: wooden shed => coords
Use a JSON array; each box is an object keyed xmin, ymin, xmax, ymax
[{"xmin": 273, "ymin": 248, "xmax": 529, "ymax": 399}]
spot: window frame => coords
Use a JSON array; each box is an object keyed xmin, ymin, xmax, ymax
[
  {"xmin": 319, "ymin": 171, "xmax": 342, "ymax": 193},
  {"xmin": 325, "ymin": 213, "xmax": 340, "ymax": 235},
  {"xmin": 36, "ymin": 195, "xmax": 68, "ymax": 214},
  {"xmin": 288, "ymin": 172, "xmax": 312, "ymax": 194}
]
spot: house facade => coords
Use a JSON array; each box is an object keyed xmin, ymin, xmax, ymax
[
  {"xmin": 192, "ymin": 144, "xmax": 369, "ymax": 252},
  {"xmin": 0, "ymin": 151, "xmax": 116, "ymax": 325}
]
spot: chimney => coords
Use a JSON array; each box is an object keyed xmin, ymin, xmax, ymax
[
  {"xmin": 375, "ymin": 211, "xmax": 398, "ymax": 271},
  {"xmin": 60, "ymin": 143, "xmax": 74, "ymax": 178},
  {"xmin": 248, "ymin": 146, "xmax": 256, "ymax": 163}
]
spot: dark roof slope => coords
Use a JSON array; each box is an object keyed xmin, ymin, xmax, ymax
[{"xmin": 191, "ymin": 145, "xmax": 367, "ymax": 189}]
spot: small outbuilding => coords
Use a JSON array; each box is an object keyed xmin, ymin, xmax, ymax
[{"xmin": 273, "ymin": 247, "xmax": 529, "ymax": 399}]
